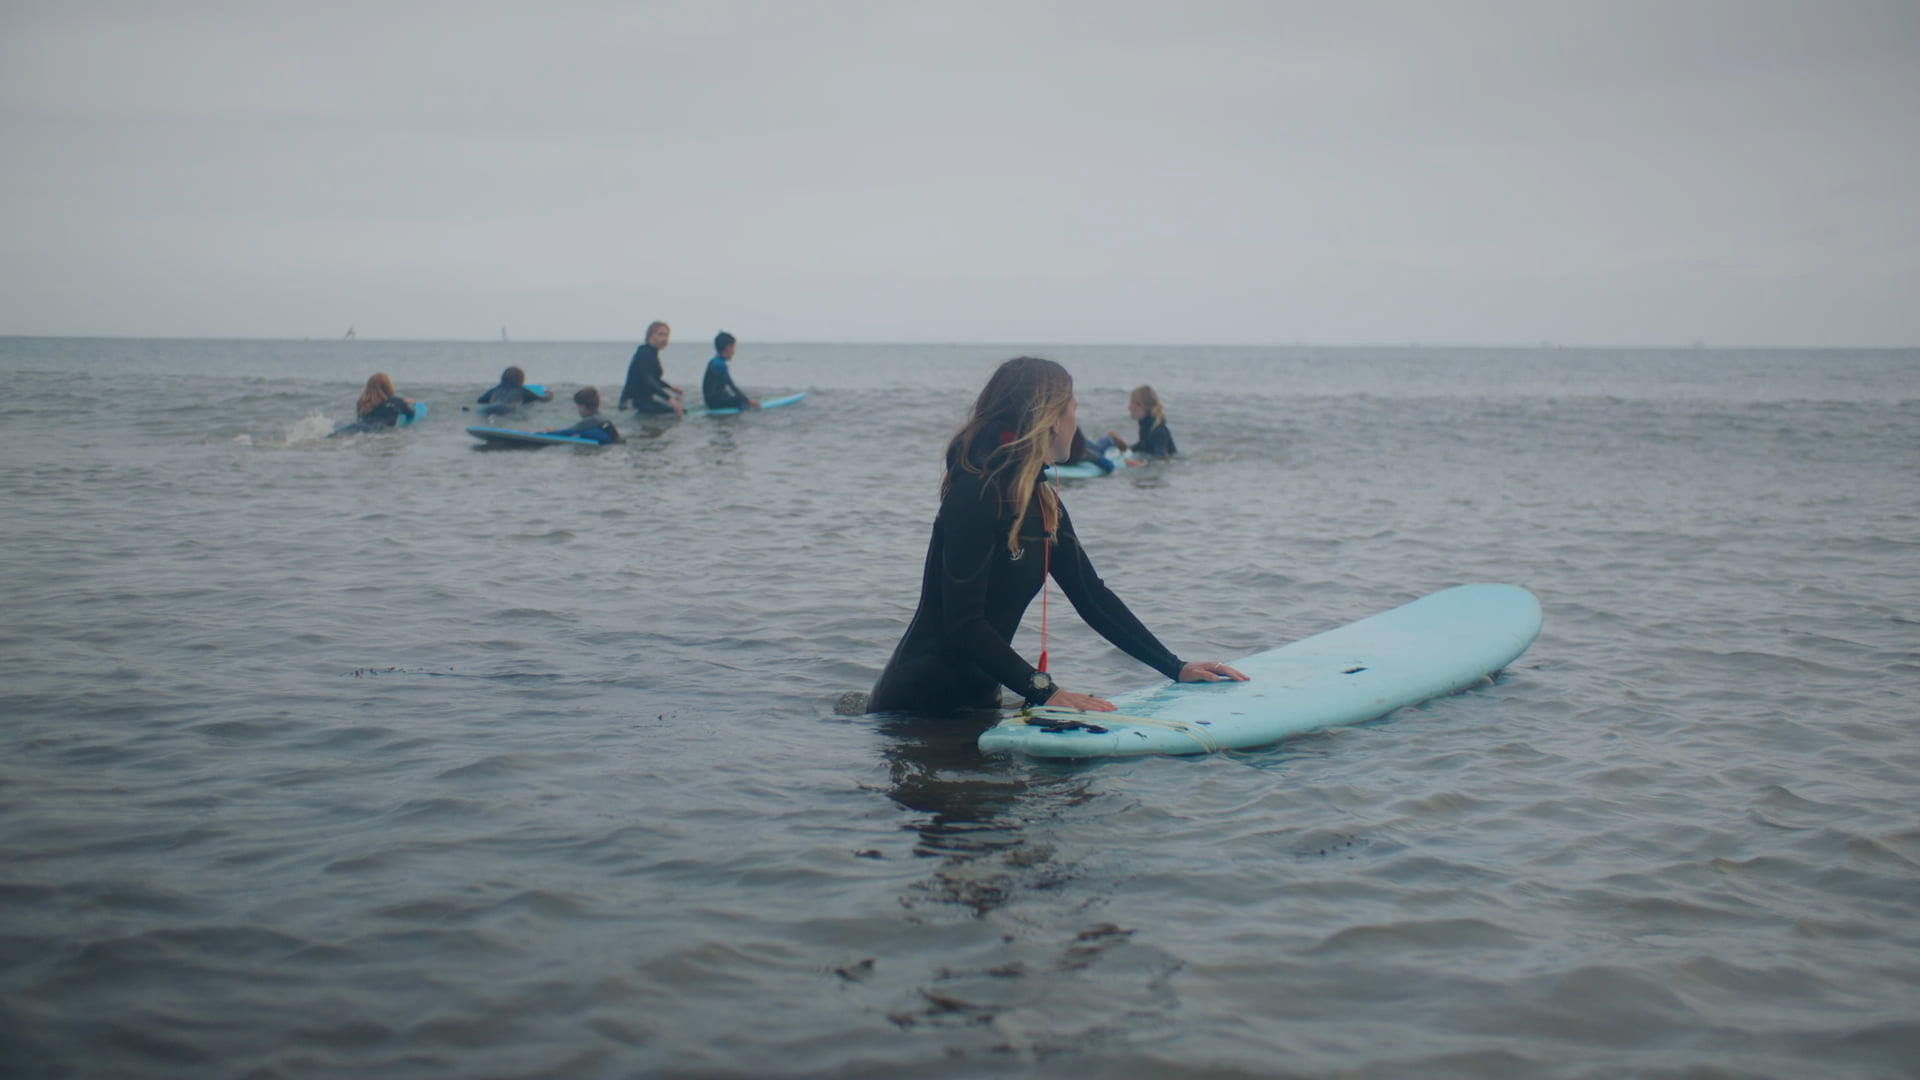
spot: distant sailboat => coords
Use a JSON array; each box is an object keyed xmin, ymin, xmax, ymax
[
  {"xmin": 501, "ymin": 325, "xmax": 510, "ymax": 342},
  {"xmin": 344, "ymin": 326, "xmax": 357, "ymax": 340}
]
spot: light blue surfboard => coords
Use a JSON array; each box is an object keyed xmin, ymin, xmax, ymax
[
  {"xmin": 688, "ymin": 392, "xmax": 808, "ymax": 417},
  {"xmin": 978, "ymin": 583, "xmax": 1542, "ymax": 758},
  {"xmin": 399, "ymin": 401, "xmax": 428, "ymax": 427},
  {"xmin": 466, "ymin": 425, "xmax": 606, "ymax": 448},
  {"xmin": 1045, "ymin": 448, "xmax": 1128, "ymax": 480}
]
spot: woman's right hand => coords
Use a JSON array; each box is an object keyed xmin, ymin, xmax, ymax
[{"xmin": 1046, "ymin": 689, "xmax": 1116, "ymax": 712}]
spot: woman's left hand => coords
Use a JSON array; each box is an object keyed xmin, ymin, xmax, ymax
[{"xmin": 1178, "ymin": 660, "xmax": 1249, "ymax": 683}]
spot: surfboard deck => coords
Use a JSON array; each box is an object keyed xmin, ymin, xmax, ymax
[
  {"xmin": 977, "ymin": 583, "xmax": 1542, "ymax": 758},
  {"xmin": 688, "ymin": 392, "xmax": 808, "ymax": 417},
  {"xmin": 1045, "ymin": 448, "xmax": 1129, "ymax": 479},
  {"xmin": 466, "ymin": 425, "xmax": 605, "ymax": 448}
]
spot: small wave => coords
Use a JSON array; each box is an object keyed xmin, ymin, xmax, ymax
[
  {"xmin": 1750, "ymin": 785, "xmax": 1846, "ymax": 830},
  {"xmin": 1314, "ymin": 917, "xmax": 1527, "ymax": 954},
  {"xmin": 435, "ymin": 754, "xmax": 538, "ymax": 781},
  {"xmin": 1671, "ymin": 955, "xmax": 1828, "ymax": 1000},
  {"xmin": 384, "ymin": 796, "xmax": 490, "ymax": 823}
]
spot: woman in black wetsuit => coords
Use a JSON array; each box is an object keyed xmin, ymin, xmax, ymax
[
  {"xmin": 1105, "ymin": 384, "xmax": 1176, "ymax": 459},
  {"xmin": 619, "ymin": 321, "xmax": 684, "ymax": 417},
  {"xmin": 868, "ymin": 357, "xmax": 1245, "ymax": 716}
]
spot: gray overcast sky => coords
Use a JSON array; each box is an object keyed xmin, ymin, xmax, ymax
[{"xmin": 3, "ymin": 1, "xmax": 1916, "ymax": 345}]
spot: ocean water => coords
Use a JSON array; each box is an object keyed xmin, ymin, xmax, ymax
[{"xmin": 0, "ymin": 337, "xmax": 1916, "ymax": 1079}]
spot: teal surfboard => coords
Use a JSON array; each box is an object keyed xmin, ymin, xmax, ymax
[
  {"xmin": 466, "ymin": 425, "xmax": 605, "ymax": 448},
  {"xmin": 978, "ymin": 584, "xmax": 1542, "ymax": 758},
  {"xmin": 688, "ymin": 392, "xmax": 808, "ymax": 417}
]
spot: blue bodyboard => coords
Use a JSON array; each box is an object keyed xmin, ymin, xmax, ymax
[{"xmin": 466, "ymin": 425, "xmax": 606, "ymax": 448}]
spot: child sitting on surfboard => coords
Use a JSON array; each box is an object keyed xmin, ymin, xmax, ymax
[
  {"xmin": 476, "ymin": 366, "xmax": 554, "ymax": 417},
  {"xmin": 1101, "ymin": 385, "xmax": 1177, "ymax": 463},
  {"xmin": 540, "ymin": 387, "xmax": 621, "ymax": 445},
  {"xmin": 865, "ymin": 356, "xmax": 1244, "ymax": 716},
  {"xmin": 702, "ymin": 332, "xmax": 758, "ymax": 411}
]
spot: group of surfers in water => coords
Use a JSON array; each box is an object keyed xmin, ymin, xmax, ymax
[
  {"xmin": 352, "ymin": 347, "xmax": 1230, "ymax": 716},
  {"xmin": 342, "ymin": 322, "xmax": 761, "ymax": 443}
]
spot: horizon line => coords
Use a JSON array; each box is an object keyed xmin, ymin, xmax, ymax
[{"xmin": 2, "ymin": 333, "xmax": 1916, "ymax": 352}]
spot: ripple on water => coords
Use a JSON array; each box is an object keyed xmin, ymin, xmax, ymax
[
  {"xmin": 1483, "ymin": 964, "xmax": 1706, "ymax": 1045},
  {"xmin": 1312, "ymin": 917, "xmax": 1530, "ymax": 955},
  {"xmin": 1749, "ymin": 784, "xmax": 1852, "ymax": 830},
  {"xmin": 433, "ymin": 753, "xmax": 542, "ymax": 782}
]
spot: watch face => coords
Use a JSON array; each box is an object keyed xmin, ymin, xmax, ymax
[{"xmin": 1031, "ymin": 672, "xmax": 1053, "ymax": 691}]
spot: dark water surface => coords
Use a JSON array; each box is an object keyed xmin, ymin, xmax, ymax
[{"xmin": 2, "ymin": 339, "xmax": 1916, "ymax": 1078}]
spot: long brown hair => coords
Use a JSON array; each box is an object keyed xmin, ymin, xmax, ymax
[
  {"xmin": 944, "ymin": 357, "xmax": 1073, "ymax": 553},
  {"xmin": 1130, "ymin": 384, "xmax": 1166, "ymax": 427},
  {"xmin": 356, "ymin": 373, "xmax": 395, "ymax": 418}
]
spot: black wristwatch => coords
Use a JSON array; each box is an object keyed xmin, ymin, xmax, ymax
[{"xmin": 1024, "ymin": 670, "xmax": 1058, "ymax": 706}]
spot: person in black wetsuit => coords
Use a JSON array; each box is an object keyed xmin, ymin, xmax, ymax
[
  {"xmin": 619, "ymin": 321, "xmax": 683, "ymax": 417},
  {"xmin": 539, "ymin": 386, "xmax": 621, "ymax": 444},
  {"xmin": 476, "ymin": 366, "xmax": 554, "ymax": 417},
  {"xmin": 867, "ymin": 357, "xmax": 1246, "ymax": 716},
  {"xmin": 337, "ymin": 372, "xmax": 415, "ymax": 432},
  {"xmin": 1104, "ymin": 384, "xmax": 1177, "ymax": 461},
  {"xmin": 702, "ymin": 331, "xmax": 758, "ymax": 411}
]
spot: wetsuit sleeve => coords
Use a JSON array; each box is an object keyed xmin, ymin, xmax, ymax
[
  {"xmin": 1049, "ymin": 506, "xmax": 1185, "ymax": 681},
  {"xmin": 397, "ymin": 399, "xmax": 416, "ymax": 421},
  {"xmin": 938, "ymin": 475, "xmax": 1049, "ymax": 700},
  {"xmin": 477, "ymin": 388, "xmax": 493, "ymax": 404}
]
